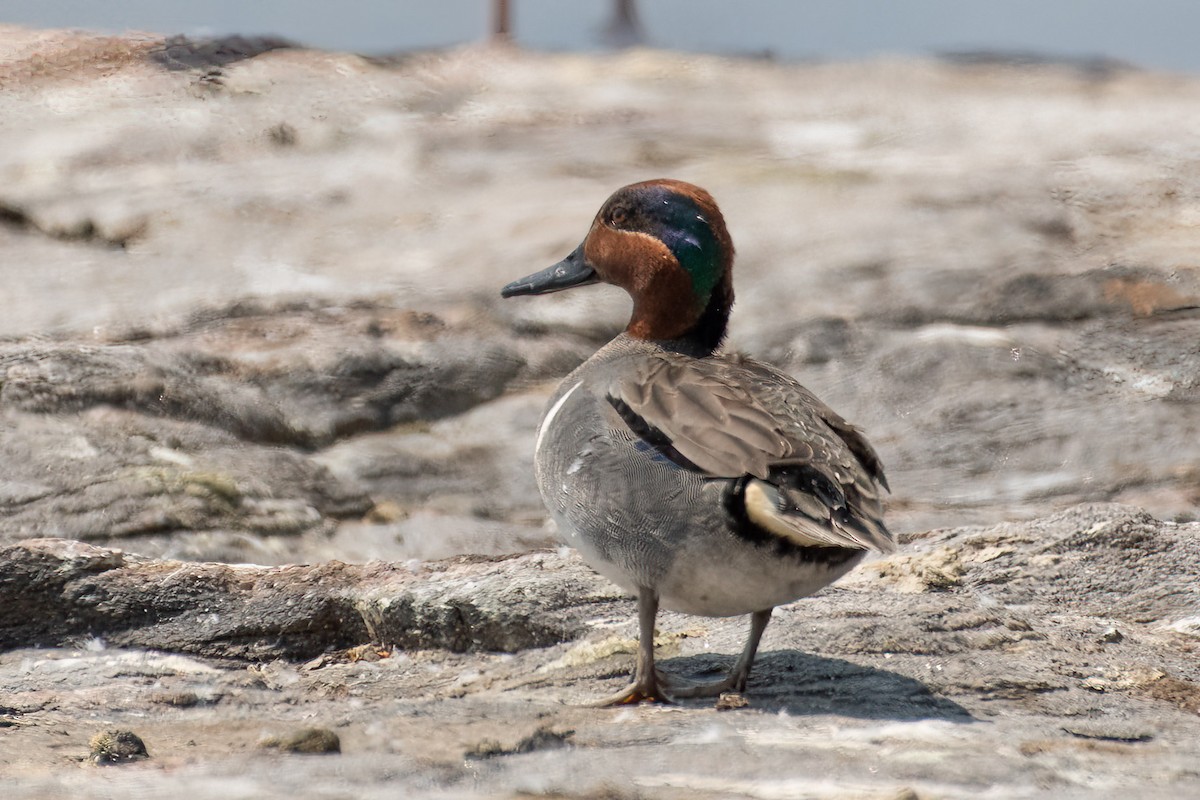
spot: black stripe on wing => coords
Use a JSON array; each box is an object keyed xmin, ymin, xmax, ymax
[{"xmin": 607, "ymin": 394, "xmax": 704, "ymax": 472}]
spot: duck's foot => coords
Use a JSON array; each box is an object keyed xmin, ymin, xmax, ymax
[
  {"xmin": 580, "ymin": 596, "xmax": 775, "ymax": 706},
  {"xmin": 583, "ymin": 669, "xmax": 675, "ymax": 707},
  {"xmin": 666, "ymin": 672, "xmax": 744, "ymax": 699},
  {"xmin": 671, "ymin": 608, "xmax": 774, "ymax": 699},
  {"xmin": 584, "ymin": 587, "xmax": 677, "ymax": 707}
]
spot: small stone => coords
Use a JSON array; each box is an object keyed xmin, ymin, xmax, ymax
[
  {"xmin": 258, "ymin": 727, "xmax": 341, "ymax": 754},
  {"xmin": 714, "ymin": 692, "xmax": 749, "ymax": 711},
  {"xmin": 89, "ymin": 729, "xmax": 149, "ymax": 765}
]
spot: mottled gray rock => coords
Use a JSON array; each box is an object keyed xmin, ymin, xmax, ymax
[
  {"xmin": 0, "ymin": 538, "xmax": 617, "ymax": 658},
  {"xmin": 943, "ymin": 505, "xmax": 1200, "ymax": 622},
  {"xmin": 0, "ymin": 406, "xmax": 372, "ymax": 553},
  {"xmin": 1, "ymin": 504, "xmax": 1198, "ymax": 798},
  {"xmin": 0, "ymin": 299, "xmax": 595, "ymax": 560},
  {"xmin": 0, "ymin": 300, "xmax": 585, "ymax": 449}
]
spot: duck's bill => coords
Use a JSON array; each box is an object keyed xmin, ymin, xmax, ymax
[{"xmin": 501, "ymin": 243, "xmax": 598, "ymax": 297}]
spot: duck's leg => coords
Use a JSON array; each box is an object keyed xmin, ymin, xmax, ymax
[
  {"xmin": 585, "ymin": 586, "xmax": 673, "ymax": 706},
  {"xmin": 671, "ymin": 607, "xmax": 773, "ymax": 698}
]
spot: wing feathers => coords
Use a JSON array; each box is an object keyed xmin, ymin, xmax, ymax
[{"xmin": 608, "ymin": 352, "xmax": 893, "ymax": 553}]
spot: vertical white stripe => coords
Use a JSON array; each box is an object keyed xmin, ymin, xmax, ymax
[{"xmin": 536, "ymin": 380, "xmax": 583, "ymax": 454}]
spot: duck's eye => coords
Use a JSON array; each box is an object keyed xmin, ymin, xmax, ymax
[{"xmin": 608, "ymin": 206, "xmax": 630, "ymax": 227}]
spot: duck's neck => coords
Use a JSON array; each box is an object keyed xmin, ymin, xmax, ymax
[
  {"xmin": 680, "ymin": 277, "xmax": 733, "ymax": 355},
  {"xmin": 628, "ymin": 275, "xmax": 733, "ymax": 357}
]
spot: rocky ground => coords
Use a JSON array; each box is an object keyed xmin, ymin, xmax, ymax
[{"xmin": 1, "ymin": 25, "xmax": 1198, "ymax": 798}]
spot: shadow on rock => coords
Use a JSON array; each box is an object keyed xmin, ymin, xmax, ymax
[{"xmin": 665, "ymin": 650, "xmax": 973, "ymax": 721}]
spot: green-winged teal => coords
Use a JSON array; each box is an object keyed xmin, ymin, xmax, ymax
[{"xmin": 502, "ymin": 179, "xmax": 894, "ymax": 705}]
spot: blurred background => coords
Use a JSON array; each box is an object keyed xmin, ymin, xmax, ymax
[
  {"xmin": 2, "ymin": 0, "xmax": 1200, "ymax": 70},
  {"xmin": 1, "ymin": 1, "xmax": 1197, "ymax": 568}
]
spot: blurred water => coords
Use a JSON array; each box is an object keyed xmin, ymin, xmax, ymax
[{"xmin": 1, "ymin": 0, "xmax": 1198, "ymax": 72}]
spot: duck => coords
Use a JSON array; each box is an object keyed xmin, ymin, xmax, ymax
[{"xmin": 501, "ymin": 178, "xmax": 894, "ymax": 705}]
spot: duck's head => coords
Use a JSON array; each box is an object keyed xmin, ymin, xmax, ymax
[{"xmin": 502, "ymin": 179, "xmax": 735, "ymax": 354}]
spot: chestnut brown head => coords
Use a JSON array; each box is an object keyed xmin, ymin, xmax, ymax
[{"xmin": 502, "ymin": 179, "xmax": 735, "ymax": 352}]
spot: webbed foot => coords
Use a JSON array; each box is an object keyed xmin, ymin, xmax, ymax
[
  {"xmin": 584, "ymin": 669, "xmax": 675, "ymax": 706},
  {"xmin": 670, "ymin": 608, "xmax": 773, "ymax": 699}
]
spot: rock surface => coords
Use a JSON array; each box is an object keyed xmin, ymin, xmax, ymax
[
  {"xmin": 2, "ymin": 505, "xmax": 1199, "ymax": 797},
  {"xmin": 1, "ymin": 24, "xmax": 1199, "ymax": 799},
  {"xmin": 0, "ymin": 538, "xmax": 618, "ymax": 658}
]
